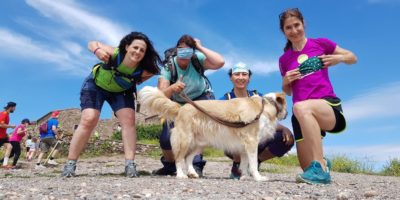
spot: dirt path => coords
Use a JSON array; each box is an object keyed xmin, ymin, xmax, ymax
[{"xmin": 1, "ymin": 155, "xmax": 399, "ymax": 199}]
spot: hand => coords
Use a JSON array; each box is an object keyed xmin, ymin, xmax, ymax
[
  {"xmin": 172, "ymin": 75, "xmax": 185, "ymax": 93},
  {"xmin": 284, "ymin": 68, "xmax": 301, "ymax": 85},
  {"xmin": 318, "ymin": 54, "xmax": 344, "ymax": 68},
  {"xmin": 95, "ymin": 48, "xmax": 111, "ymax": 62},
  {"xmin": 282, "ymin": 128, "xmax": 294, "ymax": 146},
  {"xmin": 194, "ymin": 38, "xmax": 202, "ymax": 49}
]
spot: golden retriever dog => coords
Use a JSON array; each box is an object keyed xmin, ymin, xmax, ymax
[{"xmin": 138, "ymin": 86, "xmax": 287, "ymax": 181}]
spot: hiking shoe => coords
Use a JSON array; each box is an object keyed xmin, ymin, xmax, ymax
[
  {"xmin": 229, "ymin": 162, "xmax": 242, "ymax": 180},
  {"xmin": 35, "ymin": 164, "xmax": 46, "ymax": 169},
  {"xmin": 47, "ymin": 159, "xmax": 59, "ymax": 165},
  {"xmin": 152, "ymin": 167, "xmax": 176, "ymax": 176},
  {"xmin": 296, "ymin": 161, "xmax": 331, "ymax": 185},
  {"xmin": 61, "ymin": 161, "xmax": 77, "ymax": 177},
  {"xmin": 324, "ymin": 157, "xmax": 332, "ymax": 173},
  {"xmin": 193, "ymin": 165, "xmax": 204, "ymax": 178},
  {"xmin": 2, "ymin": 165, "xmax": 13, "ymax": 170},
  {"xmin": 125, "ymin": 162, "xmax": 138, "ymax": 178}
]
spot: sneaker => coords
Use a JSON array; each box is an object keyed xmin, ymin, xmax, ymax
[
  {"xmin": 229, "ymin": 162, "xmax": 241, "ymax": 180},
  {"xmin": 35, "ymin": 164, "xmax": 46, "ymax": 169},
  {"xmin": 324, "ymin": 157, "xmax": 332, "ymax": 173},
  {"xmin": 152, "ymin": 167, "xmax": 176, "ymax": 176},
  {"xmin": 2, "ymin": 165, "xmax": 13, "ymax": 169},
  {"xmin": 47, "ymin": 159, "xmax": 58, "ymax": 165},
  {"xmin": 296, "ymin": 161, "xmax": 331, "ymax": 185},
  {"xmin": 61, "ymin": 161, "xmax": 77, "ymax": 177},
  {"xmin": 193, "ymin": 165, "xmax": 204, "ymax": 178},
  {"xmin": 125, "ymin": 162, "xmax": 138, "ymax": 178}
]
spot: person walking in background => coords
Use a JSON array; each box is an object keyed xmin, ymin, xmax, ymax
[
  {"xmin": 278, "ymin": 8, "xmax": 357, "ymax": 184},
  {"xmin": 27, "ymin": 137, "xmax": 39, "ymax": 161},
  {"xmin": 0, "ymin": 102, "xmax": 17, "ymax": 148},
  {"xmin": 153, "ymin": 34, "xmax": 225, "ymax": 177},
  {"xmin": 220, "ymin": 62, "xmax": 294, "ymax": 179},
  {"xmin": 1, "ymin": 118, "xmax": 30, "ymax": 169},
  {"xmin": 62, "ymin": 32, "xmax": 162, "ymax": 177},
  {"xmin": 25, "ymin": 135, "xmax": 33, "ymax": 160},
  {"xmin": 35, "ymin": 111, "xmax": 61, "ymax": 169}
]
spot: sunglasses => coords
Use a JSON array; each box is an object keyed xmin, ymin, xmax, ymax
[{"xmin": 279, "ymin": 8, "xmax": 300, "ymax": 20}]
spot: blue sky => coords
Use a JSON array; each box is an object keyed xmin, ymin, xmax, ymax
[{"xmin": 1, "ymin": 0, "xmax": 399, "ymax": 170}]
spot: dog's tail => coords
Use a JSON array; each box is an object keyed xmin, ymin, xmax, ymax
[{"xmin": 137, "ymin": 86, "xmax": 181, "ymax": 120}]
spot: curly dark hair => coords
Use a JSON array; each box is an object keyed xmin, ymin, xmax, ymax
[{"xmin": 118, "ymin": 32, "xmax": 162, "ymax": 75}]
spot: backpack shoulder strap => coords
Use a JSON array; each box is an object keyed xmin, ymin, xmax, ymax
[
  {"xmin": 191, "ymin": 54, "xmax": 204, "ymax": 75},
  {"xmin": 223, "ymin": 92, "xmax": 232, "ymax": 100},
  {"xmin": 165, "ymin": 57, "xmax": 177, "ymax": 85},
  {"xmin": 250, "ymin": 90, "xmax": 258, "ymax": 96}
]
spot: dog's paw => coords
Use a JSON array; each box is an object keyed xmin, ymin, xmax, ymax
[
  {"xmin": 187, "ymin": 173, "xmax": 199, "ymax": 179},
  {"xmin": 176, "ymin": 173, "xmax": 188, "ymax": 179},
  {"xmin": 254, "ymin": 175, "xmax": 268, "ymax": 182}
]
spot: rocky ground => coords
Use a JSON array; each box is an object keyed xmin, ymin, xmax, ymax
[{"xmin": 0, "ymin": 155, "xmax": 399, "ymax": 200}]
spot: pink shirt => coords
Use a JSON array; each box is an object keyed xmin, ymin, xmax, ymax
[
  {"xmin": 279, "ymin": 38, "xmax": 337, "ymax": 104},
  {"xmin": 9, "ymin": 124, "xmax": 26, "ymax": 142}
]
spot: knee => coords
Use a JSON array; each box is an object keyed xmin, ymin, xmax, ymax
[
  {"xmin": 292, "ymin": 102, "xmax": 311, "ymax": 119},
  {"xmin": 159, "ymin": 125, "xmax": 172, "ymax": 150},
  {"xmin": 79, "ymin": 115, "xmax": 98, "ymax": 130}
]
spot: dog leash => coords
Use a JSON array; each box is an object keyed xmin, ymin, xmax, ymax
[{"xmin": 178, "ymin": 92, "xmax": 265, "ymax": 128}]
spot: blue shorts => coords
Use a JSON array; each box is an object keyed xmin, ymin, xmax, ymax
[
  {"xmin": 292, "ymin": 97, "xmax": 346, "ymax": 142},
  {"xmin": 80, "ymin": 75, "xmax": 135, "ymax": 112}
]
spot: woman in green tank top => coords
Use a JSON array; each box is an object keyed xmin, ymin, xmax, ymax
[{"xmin": 62, "ymin": 32, "xmax": 162, "ymax": 178}]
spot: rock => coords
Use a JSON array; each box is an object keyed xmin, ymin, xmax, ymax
[{"xmin": 364, "ymin": 190, "xmax": 378, "ymax": 198}]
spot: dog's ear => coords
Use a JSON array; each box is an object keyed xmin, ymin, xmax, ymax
[
  {"xmin": 275, "ymin": 92, "xmax": 287, "ymax": 120},
  {"xmin": 275, "ymin": 93, "xmax": 286, "ymax": 107}
]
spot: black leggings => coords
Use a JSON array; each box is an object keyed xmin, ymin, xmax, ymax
[{"xmin": 0, "ymin": 141, "xmax": 22, "ymax": 166}]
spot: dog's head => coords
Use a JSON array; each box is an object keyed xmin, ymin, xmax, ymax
[{"xmin": 263, "ymin": 92, "xmax": 288, "ymax": 120}]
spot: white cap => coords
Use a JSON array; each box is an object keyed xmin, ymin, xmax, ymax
[{"xmin": 232, "ymin": 62, "xmax": 249, "ymax": 74}]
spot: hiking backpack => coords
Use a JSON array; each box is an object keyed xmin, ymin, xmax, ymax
[
  {"xmin": 224, "ymin": 90, "xmax": 259, "ymax": 100},
  {"xmin": 163, "ymin": 47, "xmax": 211, "ymax": 88},
  {"xmin": 92, "ymin": 52, "xmax": 144, "ymax": 92},
  {"xmin": 39, "ymin": 121, "xmax": 48, "ymax": 134}
]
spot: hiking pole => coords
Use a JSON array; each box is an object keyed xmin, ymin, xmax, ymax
[{"xmin": 43, "ymin": 133, "xmax": 64, "ymax": 165}]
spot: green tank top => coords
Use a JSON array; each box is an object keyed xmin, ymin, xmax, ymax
[{"xmin": 92, "ymin": 48, "xmax": 138, "ymax": 93}]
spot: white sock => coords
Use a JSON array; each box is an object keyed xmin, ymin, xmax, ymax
[{"xmin": 3, "ymin": 157, "xmax": 9, "ymax": 166}]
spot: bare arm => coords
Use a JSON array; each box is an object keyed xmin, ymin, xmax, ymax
[
  {"xmin": 0, "ymin": 123, "xmax": 16, "ymax": 129},
  {"xmin": 138, "ymin": 70, "xmax": 154, "ymax": 84},
  {"xmin": 88, "ymin": 41, "xmax": 116, "ymax": 62},
  {"xmin": 318, "ymin": 45, "xmax": 357, "ymax": 67},
  {"xmin": 276, "ymin": 123, "xmax": 294, "ymax": 146},
  {"xmin": 157, "ymin": 77, "xmax": 185, "ymax": 99},
  {"xmin": 282, "ymin": 68, "xmax": 301, "ymax": 96},
  {"xmin": 194, "ymin": 39, "xmax": 225, "ymax": 70}
]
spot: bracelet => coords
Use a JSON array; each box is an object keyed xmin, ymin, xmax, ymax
[{"xmin": 93, "ymin": 47, "xmax": 101, "ymax": 55}]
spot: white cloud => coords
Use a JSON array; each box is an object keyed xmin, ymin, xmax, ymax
[
  {"xmin": 25, "ymin": 0, "xmax": 127, "ymax": 45},
  {"xmin": 0, "ymin": 28, "xmax": 87, "ymax": 75},
  {"xmin": 217, "ymin": 52, "xmax": 278, "ymax": 76},
  {"xmin": 343, "ymin": 82, "xmax": 400, "ymax": 122},
  {"xmin": 324, "ymin": 144, "xmax": 400, "ymax": 168}
]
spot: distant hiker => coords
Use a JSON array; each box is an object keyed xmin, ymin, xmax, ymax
[
  {"xmin": 0, "ymin": 102, "xmax": 17, "ymax": 148},
  {"xmin": 35, "ymin": 111, "xmax": 61, "ymax": 169},
  {"xmin": 27, "ymin": 137, "xmax": 39, "ymax": 161},
  {"xmin": 25, "ymin": 135, "xmax": 32, "ymax": 160},
  {"xmin": 62, "ymin": 32, "xmax": 162, "ymax": 178},
  {"xmin": 1, "ymin": 118, "xmax": 30, "ymax": 169}
]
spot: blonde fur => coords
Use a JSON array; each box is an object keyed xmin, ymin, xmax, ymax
[{"xmin": 138, "ymin": 86, "xmax": 287, "ymax": 181}]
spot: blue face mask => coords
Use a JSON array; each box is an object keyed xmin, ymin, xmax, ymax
[{"xmin": 177, "ymin": 48, "xmax": 194, "ymax": 59}]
